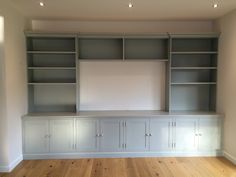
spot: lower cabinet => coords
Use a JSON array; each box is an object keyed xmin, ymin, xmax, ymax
[
  {"xmin": 23, "ymin": 118, "xmax": 75, "ymax": 154},
  {"xmin": 125, "ymin": 119, "xmax": 149, "ymax": 151},
  {"xmin": 76, "ymin": 119, "xmax": 122, "ymax": 152},
  {"xmin": 24, "ymin": 119, "xmax": 49, "ymax": 154},
  {"xmin": 197, "ymin": 118, "xmax": 221, "ymax": 152},
  {"xmin": 149, "ymin": 118, "xmax": 172, "ymax": 151},
  {"xmin": 174, "ymin": 117, "xmax": 198, "ymax": 152},
  {"xmin": 76, "ymin": 119, "xmax": 99, "ymax": 152},
  {"xmin": 172, "ymin": 116, "xmax": 222, "ymax": 153},
  {"xmin": 23, "ymin": 115, "xmax": 222, "ymax": 157}
]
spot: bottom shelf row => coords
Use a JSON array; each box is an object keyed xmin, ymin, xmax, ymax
[
  {"xmin": 28, "ymin": 84, "xmax": 216, "ymax": 113},
  {"xmin": 28, "ymin": 85, "xmax": 76, "ymax": 112}
]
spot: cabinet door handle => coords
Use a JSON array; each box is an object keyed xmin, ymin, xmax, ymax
[
  {"xmin": 44, "ymin": 135, "xmax": 48, "ymax": 138},
  {"xmin": 149, "ymin": 133, "xmax": 152, "ymax": 137},
  {"xmin": 195, "ymin": 134, "xmax": 199, "ymax": 136},
  {"xmin": 100, "ymin": 134, "xmax": 104, "ymax": 137},
  {"xmin": 199, "ymin": 134, "xmax": 202, "ymax": 136},
  {"xmin": 145, "ymin": 133, "xmax": 149, "ymax": 136}
]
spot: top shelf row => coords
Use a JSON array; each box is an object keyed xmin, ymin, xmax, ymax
[{"xmin": 26, "ymin": 34, "xmax": 218, "ymax": 60}]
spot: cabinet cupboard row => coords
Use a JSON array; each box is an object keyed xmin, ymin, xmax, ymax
[{"xmin": 23, "ymin": 117, "xmax": 222, "ymax": 155}]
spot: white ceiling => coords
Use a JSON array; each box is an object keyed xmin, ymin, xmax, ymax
[{"xmin": 10, "ymin": 0, "xmax": 236, "ymax": 20}]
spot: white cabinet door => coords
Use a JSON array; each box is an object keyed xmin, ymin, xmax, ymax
[
  {"xmin": 175, "ymin": 118, "xmax": 198, "ymax": 152},
  {"xmin": 125, "ymin": 119, "xmax": 149, "ymax": 151},
  {"xmin": 49, "ymin": 119, "xmax": 74, "ymax": 153},
  {"xmin": 150, "ymin": 118, "xmax": 172, "ymax": 152},
  {"xmin": 24, "ymin": 119, "xmax": 49, "ymax": 154},
  {"xmin": 99, "ymin": 119, "xmax": 122, "ymax": 152},
  {"xmin": 198, "ymin": 118, "xmax": 221, "ymax": 151},
  {"xmin": 76, "ymin": 119, "xmax": 99, "ymax": 152}
]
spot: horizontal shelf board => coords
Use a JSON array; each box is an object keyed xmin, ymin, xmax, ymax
[
  {"xmin": 171, "ymin": 51, "xmax": 218, "ymax": 55},
  {"xmin": 171, "ymin": 67, "xmax": 217, "ymax": 70},
  {"xmin": 27, "ymin": 51, "xmax": 76, "ymax": 54},
  {"xmin": 28, "ymin": 67, "xmax": 76, "ymax": 70},
  {"xmin": 28, "ymin": 83, "xmax": 76, "ymax": 85},
  {"xmin": 79, "ymin": 58, "xmax": 123, "ymax": 60},
  {"xmin": 171, "ymin": 82, "xmax": 217, "ymax": 85},
  {"xmin": 169, "ymin": 33, "xmax": 220, "ymax": 38},
  {"xmin": 125, "ymin": 59, "xmax": 168, "ymax": 61}
]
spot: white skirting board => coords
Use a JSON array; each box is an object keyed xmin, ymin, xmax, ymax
[
  {"xmin": 23, "ymin": 151, "xmax": 223, "ymax": 160},
  {"xmin": 0, "ymin": 155, "xmax": 23, "ymax": 173},
  {"xmin": 223, "ymin": 151, "xmax": 236, "ymax": 165}
]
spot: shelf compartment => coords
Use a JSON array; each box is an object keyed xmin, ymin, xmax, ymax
[
  {"xmin": 172, "ymin": 38, "xmax": 218, "ymax": 52},
  {"xmin": 171, "ymin": 54, "xmax": 217, "ymax": 67},
  {"xmin": 28, "ymin": 69, "xmax": 76, "ymax": 83},
  {"xmin": 171, "ymin": 70, "xmax": 216, "ymax": 83},
  {"xmin": 27, "ymin": 37, "xmax": 76, "ymax": 52},
  {"xmin": 171, "ymin": 84, "xmax": 216, "ymax": 112},
  {"xmin": 27, "ymin": 53, "xmax": 76, "ymax": 67},
  {"xmin": 125, "ymin": 38, "xmax": 168, "ymax": 59},
  {"xmin": 79, "ymin": 38, "xmax": 123, "ymax": 59},
  {"xmin": 28, "ymin": 84, "xmax": 76, "ymax": 113}
]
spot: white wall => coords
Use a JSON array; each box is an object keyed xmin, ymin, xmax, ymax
[
  {"xmin": 0, "ymin": 0, "xmax": 27, "ymax": 172},
  {"xmin": 31, "ymin": 20, "xmax": 214, "ymax": 33},
  {"xmin": 80, "ymin": 61, "xmax": 165, "ymax": 110},
  {"xmin": 215, "ymin": 9, "xmax": 236, "ymax": 164}
]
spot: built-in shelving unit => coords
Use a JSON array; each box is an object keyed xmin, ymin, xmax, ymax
[
  {"xmin": 168, "ymin": 34, "xmax": 219, "ymax": 112},
  {"xmin": 25, "ymin": 32, "xmax": 219, "ymax": 114},
  {"xmin": 26, "ymin": 34, "xmax": 77, "ymax": 113}
]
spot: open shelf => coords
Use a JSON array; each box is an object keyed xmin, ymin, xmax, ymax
[
  {"xmin": 171, "ymin": 84, "xmax": 216, "ymax": 112},
  {"xmin": 171, "ymin": 70, "xmax": 216, "ymax": 83},
  {"xmin": 78, "ymin": 38, "xmax": 123, "ymax": 59},
  {"xmin": 28, "ymin": 84, "xmax": 76, "ymax": 113},
  {"xmin": 171, "ymin": 54, "xmax": 217, "ymax": 67},
  {"xmin": 27, "ymin": 37, "xmax": 76, "ymax": 52},
  {"xmin": 172, "ymin": 38, "xmax": 218, "ymax": 52},
  {"xmin": 28, "ymin": 69, "xmax": 76, "ymax": 83},
  {"xmin": 124, "ymin": 38, "xmax": 168, "ymax": 59},
  {"xmin": 27, "ymin": 53, "xmax": 76, "ymax": 67}
]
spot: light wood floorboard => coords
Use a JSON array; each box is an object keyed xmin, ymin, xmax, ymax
[{"xmin": 0, "ymin": 157, "xmax": 236, "ymax": 177}]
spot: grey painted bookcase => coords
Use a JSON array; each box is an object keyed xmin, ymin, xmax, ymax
[
  {"xmin": 25, "ymin": 32, "xmax": 219, "ymax": 113},
  {"xmin": 26, "ymin": 34, "xmax": 78, "ymax": 113},
  {"xmin": 168, "ymin": 34, "xmax": 219, "ymax": 112}
]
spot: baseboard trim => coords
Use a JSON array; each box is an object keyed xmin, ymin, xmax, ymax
[
  {"xmin": 0, "ymin": 155, "xmax": 23, "ymax": 173},
  {"xmin": 23, "ymin": 151, "xmax": 222, "ymax": 160},
  {"xmin": 223, "ymin": 151, "xmax": 236, "ymax": 165}
]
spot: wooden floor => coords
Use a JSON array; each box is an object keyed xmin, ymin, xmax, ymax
[{"xmin": 0, "ymin": 157, "xmax": 236, "ymax": 177}]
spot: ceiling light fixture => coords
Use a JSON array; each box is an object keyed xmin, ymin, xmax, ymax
[
  {"xmin": 39, "ymin": 2, "xmax": 44, "ymax": 7},
  {"xmin": 213, "ymin": 3, "xmax": 218, "ymax": 8},
  {"xmin": 128, "ymin": 3, "xmax": 133, "ymax": 8}
]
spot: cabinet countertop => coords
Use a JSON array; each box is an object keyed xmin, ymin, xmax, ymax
[{"xmin": 22, "ymin": 110, "xmax": 224, "ymax": 119}]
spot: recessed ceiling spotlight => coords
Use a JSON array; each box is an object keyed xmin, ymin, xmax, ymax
[
  {"xmin": 213, "ymin": 3, "xmax": 218, "ymax": 8},
  {"xmin": 128, "ymin": 3, "xmax": 133, "ymax": 8},
  {"xmin": 39, "ymin": 2, "xmax": 44, "ymax": 7}
]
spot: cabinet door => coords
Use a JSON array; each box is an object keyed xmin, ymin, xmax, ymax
[
  {"xmin": 175, "ymin": 118, "xmax": 198, "ymax": 152},
  {"xmin": 198, "ymin": 118, "xmax": 221, "ymax": 151},
  {"xmin": 150, "ymin": 118, "xmax": 172, "ymax": 151},
  {"xmin": 49, "ymin": 119, "xmax": 74, "ymax": 153},
  {"xmin": 76, "ymin": 119, "xmax": 99, "ymax": 152},
  {"xmin": 125, "ymin": 119, "xmax": 149, "ymax": 151},
  {"xmin": 99, "ymin": 119, "xmax": 122, "ymax": 152},
  {"xmin": 23, "ymin": 119, "xmax": 49, "ymax": 153}
]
